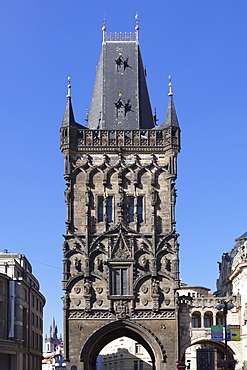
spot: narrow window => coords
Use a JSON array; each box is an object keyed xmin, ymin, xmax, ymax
[
  {"xmin": 98, "ymin": 197, "xmax": 104, "ymax": 222},
  {"xmin": 134, "ymin": 361, "xmax": 138, "ymax": 370},
  {"xmin": 139, "ymin": 361, "xmax": 144, "ymax": 370},
  {"xmin": 107, "ymin": 197, "xmax": 113, "ymax": 223},
  {"xmin": 129, "ymin": 197, "xmax": 134, "ymax": 222},
  {"xmin": 137, "ymin": 197, "xmax": 143, "ymax": 223},
  {"xmin": 113, "ymin": 268, "xmax": 127, "ymax": 295}
]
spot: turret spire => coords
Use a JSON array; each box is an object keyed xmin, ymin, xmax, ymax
[
  {"xmin": 155, "ymin": 76, "xmax": 179, "ymax": 130},
  {"xmin": 165, "ymin": 76, "xmax": 179, "ymax": 127},
  {"xmin": 62, "ymin": 77, "xmax": 76, "ymax": 127}
]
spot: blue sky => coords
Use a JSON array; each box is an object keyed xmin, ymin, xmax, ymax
[{"xmin": 1, "ymin": 1, "xmax": 247, "ymax": 338}]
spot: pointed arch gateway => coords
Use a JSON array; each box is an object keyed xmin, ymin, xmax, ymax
[{"xmin": 80, "ymin": 319, "xmax": 166, "ymax": 370}]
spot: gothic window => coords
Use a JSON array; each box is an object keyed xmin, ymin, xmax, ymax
[
  {"xmin": 113, "ymin": 268, "xmax": 128, "ymax": 295},
  {"xmin": 204, "ymin": 312, "xmax": 213, "ymax": 327},
  {"xmin": 98, "ymin": 196, "xmax": 113, "ymax": 223},
  {"xmin": 137, "ymin": 197, "xmax": 143, "ymax": 223},
  {"xmin": 129, "ymin": 197, "xmax": 134, "ymax": 222},
  {"xmin": 107, "ymin": 197, "xmax": 113, "ymax": 223},
  {"xmin": 98, "ymin": 196, "xmax": 104, "ymax": 222},
  {"xmin": 192, "ymin": 311, "xmax": 201, "ymax": 328}
]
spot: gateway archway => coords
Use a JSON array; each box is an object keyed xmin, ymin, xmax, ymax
[
  {"xmin": 182, "ymin": 339, "xmax": 236, "ymax": 369},
  {"xmin": 80, "ymin": 320, "xmax": 166, "ymax": 370}
]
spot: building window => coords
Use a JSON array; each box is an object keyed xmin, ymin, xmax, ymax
[
  {"xmin": 113, "ymin": 268, "xmax": 127, "ymax": 295},
  {"xmin": 204, "ymin": 312, "xmax": 213, "ymax": 328},
  {"xmin": 134, "ymin": 361, "xmax": 138, "ymax": 370},
  {"xmin": 129, "ymin": 197, "xmax": 134, "ymax": 222},
  {"xmin": 192, "ymin": 312, "xmax": 201, "ymax": 328},
  {"xmin": 135, "ymin": 343, "xmax": 143, "ymax": 354},
  {"xmin": 107, "ymin": 197, "xmax": 113, "ymax": 223},
  {"xmin": 98, "ymin": 197, "xmax": 104, "ymax": 222},
  {"xmin": 139, "ymin": 361, "xmax": 143, "ymax": 370},
  {"xmin": 98, "ymin": 196, "xmax": 113, "ymax": 223},
  {"xmin": 216, "ymin": 312, "xmax": 223, "ymax": 325},
  {"xmin": 137, "ymin": 197, "xmax": 143, "ymax": 223}
]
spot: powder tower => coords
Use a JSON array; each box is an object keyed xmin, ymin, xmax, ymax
[{"xmin": 60, "ymin": 19, "xmax": 181, "ymax": 370}]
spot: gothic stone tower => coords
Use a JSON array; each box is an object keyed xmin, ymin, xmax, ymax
[{"xmin": 60, "ymin": 21, "xmax": 181, "ymax": 370}]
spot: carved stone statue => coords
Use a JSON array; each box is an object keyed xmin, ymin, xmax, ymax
[
  {"xmin": 117, "ymin": 187, "xmax": 125, "ymax": 207},
  {"xmin": 64, "ymin": 186, "xmax": 71, "ymax": 205},
  {"xmin": 151, "ymin": 187, "xmax": 158, "ymax": 206},
  {"xmin": 152, "ymin": 280, "xmax": 159, "ymax": 294},
  {"xmin": 85, "ymin": 188, "xmax": 91, "ymax": 206},
  {"xmin": 84, "ymin": 280, "xmax": 91, "ymax": 295},
  {"xmin": 74, "ymin": 257, "xmax": 81, "ymax": 272},
  {"xmin": 64, "ymin": 292, "xmax": 70, "ymax": 309}
]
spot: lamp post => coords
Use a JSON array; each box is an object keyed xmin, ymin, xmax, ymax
[{"xmin": 216, "ymin": 300, "xmax": 234, "ymax": 360}]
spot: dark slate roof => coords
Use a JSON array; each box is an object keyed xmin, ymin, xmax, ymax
[
  {"xmin": 62, "ymin": 97, "xmax": 76, "ymax": 127},
  {"xmin": 237, "ymin": 230, "xmax": 247, "ymax": 239},
  {"xmin": 62, "ymin": 96, "xmax": 87, "ymax": 129},
  {"xmin": 88, "ymin": 39, "xmax": 154, "ymax": 130},
  {"xmin": 155, "ymin": 94, "xmax": 179, "ymax": 130}
]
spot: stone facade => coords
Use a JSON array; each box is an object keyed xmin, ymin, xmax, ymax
[
  {"xmin": 60, "ymin": 24, "xmax": 181, "ymax": 370},
  {"xmin": 0, "ymin": 251, "xmax": 45, "ymax": 370}
]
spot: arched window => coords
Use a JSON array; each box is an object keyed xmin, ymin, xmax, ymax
[
  {"xmin": 192, "ymin": 312, "xmax": 201, "ymax": 328},
  {"xmin": 216, "ymin": 312, "xmax": 224, "ymax": 325},
  {"xmin": 204, "ymin": 311, "xmax": 213, "ymax": 327}
]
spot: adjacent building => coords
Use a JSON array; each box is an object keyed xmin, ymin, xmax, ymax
[
  {"xmin": 98, "ymin": 337, "xmax": 152, "ymax": 370},
  {"xmin": 0, "ymin": 250, "xmax": 45, "ymax": 370}
]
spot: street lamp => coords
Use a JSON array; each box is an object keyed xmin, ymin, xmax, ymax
[{"xmin": 216, "ymin": 300, "xmax": 234, "ymax": 360}]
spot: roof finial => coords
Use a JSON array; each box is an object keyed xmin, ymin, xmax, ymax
[
  {"xmin": 102, "ymin": 16, "xmax": 106, "ymax": 43},
  {"xmin": 135, "ymin": 13, "xmax": 139, "ymax": 41},
  {"xmin": 67, "ymin": 76, "xmax": 72, "ymax": 98},
  {"xmin": 168, "ymin": 75, "xmax": 173, "ymax": 96}
]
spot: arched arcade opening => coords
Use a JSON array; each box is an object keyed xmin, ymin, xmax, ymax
[{"xmin": 80, "ymin": 320, "xmax": 167, "ymax": 370}]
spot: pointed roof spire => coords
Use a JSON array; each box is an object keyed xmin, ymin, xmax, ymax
[
  {"xmin": 155, "ymin": 76, "xmax": 179, "ymax": 129},
  {"xmin": 62, "ymin": 77, "xmax": 76, "ymax": 127},
  {"xmin": 165, "ymin": 76, "xmax": 179, "ymax": 127}
]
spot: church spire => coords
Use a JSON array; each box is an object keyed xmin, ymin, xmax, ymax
[{"xmin": 62, "ymin": 77, "xmax": 76, "ymax": 127}]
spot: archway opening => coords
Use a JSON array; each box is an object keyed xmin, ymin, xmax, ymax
[
  {"xmin": 97, "ymin": 336, "xmax": 152, "ymax": 369},
  {"xmin": 81, "ymin": 320, "xmax": 165, "ymax": 370},
  {"xmin": 182, "ymin": 340, "xmax": 235, "ymax": 370}
]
